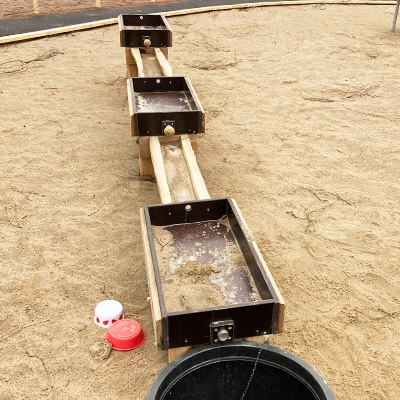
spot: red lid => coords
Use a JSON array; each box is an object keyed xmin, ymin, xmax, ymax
[{"xmin": 105, "ymin": 319, "xmax": 145, "ymax": 351}]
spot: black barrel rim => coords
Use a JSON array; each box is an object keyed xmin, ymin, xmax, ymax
[{"xmin": 146, "ymin": 342, "xmax": 336, "ymax": 400}]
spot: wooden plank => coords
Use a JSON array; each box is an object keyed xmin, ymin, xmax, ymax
[
  {"xmin": 126, "ymin": 79, "xmax": 133, "ymax": 117},
  {"xmin": 139, "ymin": 157, "xmax": 155, "ymax": 178},
  {"xmin": 126, "ymin": 79, "xmax": 135, "ymax": 136},
  {"xmin": 230, "ymin": 198, "xmax": 285, "ymax": 333},
  {"xmin": 161, "ymin": 142, "xmax": 197, "ymax": 202},
  {"xmin": 140, "ymin": 208, "xmax": 163, "ymax": 347},
  {"xmin": 139, "ymin": 135, "xmax": 198, "ymax": 159},
  {"xmin": 181, "ymin": 135, "xmax": 210, "ymax": 200},
  {"xmin": 154, "ymin": 48, "xmax": 173, "ymax": 77},
  {"xmin": 125, "ymin": 47, "xmax": 138, "ymax": 78},
  {"xmin": 168, "ymin": 346, "xmax": 192, "ymax": 363},
  {"xmin": 0, "ymin": 18, "xmax": 118, "ymax": 45},
  {"xmin": 131, "ymin": 48, "xmax": 145, "ymax": 77},
  {"xmin": 149, "ymin": 137, "xmax": 173, "ymax": 204},
  {"xmin": 163, "ymin": 1, "xmax": 396, "ymax": 18},
  {"xmin": 118, "ymin": 14, "xmax": 123, "ymax": 32},
  {"xmin": 160, "ymin": 48, "xmax": 169, "ymax": 59},
  {"xmin": 142, "ymin": 53, "xmax": 164, "ymax": 77}
]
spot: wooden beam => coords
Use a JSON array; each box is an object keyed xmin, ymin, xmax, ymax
[
  {"xmin": 163, "ymin": 1, "xmax": 396, "ymax": 18},
  {"xmin": 162, "ymin": 142, "xmax": 197, "ymax": 202},
  {"xmin": 139, "ymin": 157, "xmax": 155, "ymax": 178},
  {"xmin": 0, "ymin": 18, "xmax": 118, "ymax": 45},
  {"xmin": 155, "ymin": 48, "xmax": 173, "ymax": 77},
  {"xmin": 139, "ymin": 135, "xmax": 197, "ymax": 159},
  {"xmin": 118, "ymin": 14, "xmax": 123, "ymax": 32},
  {"xmin": 168, "ymin": 346, "xmax": 192, "ymax": 363},
  {"xmin": 131, "ymin": 48, "xmax": 145, "ymax": 77},
  {"xmin": 126, "ymin": 79, "xmax": 135, "ymax": 136},
  {"xmin": 149, "ymin": 137, "xmax": 172, "ymax": 204},
  {"xmin": 125, "ymin": 47, "xmax": 138, "ymax": 78},
  {"xmin": 140, "ymin": 208, "xmax": 163, "ymax": 347},
  {"xmin": 142, "ymin": 53, "xmax": 164, "ymax": 77},
  {"xmin": 126, "ymin": 79, "xmax": 133, "ymax": 117},
  {"xmin": 181, "ymin": 135, "xmax": 210, "ymax": 200}
]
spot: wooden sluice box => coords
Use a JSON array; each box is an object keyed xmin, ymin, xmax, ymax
[
  {"xmin": 141, "ymin": 197, "xmax": 284, "ymax": 350},
  {"xmin": 119, "ymin": 14, "xmax": 172, "ymax": 48},
  {"xmin": 130, "ymin": 76, "xmax": 204, "ymax": 136}
]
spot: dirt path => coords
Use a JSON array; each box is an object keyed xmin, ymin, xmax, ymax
[{"xmin": 0, "ymin": 5, "xmax": 399, "ymax": 399}]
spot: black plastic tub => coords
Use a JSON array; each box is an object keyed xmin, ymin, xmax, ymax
[{"xmin": 146, "ymin": 342, "xmax": 336, "ymax": 400}]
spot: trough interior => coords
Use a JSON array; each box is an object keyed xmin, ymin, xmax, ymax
[{"xmin": 146, "ymin": 198, "xmax": 274, "ymax": 314}]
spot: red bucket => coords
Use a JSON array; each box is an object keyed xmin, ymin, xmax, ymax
[{"xmin": 106, "ymin": 319, "xmax": 145, "ymax": 351}]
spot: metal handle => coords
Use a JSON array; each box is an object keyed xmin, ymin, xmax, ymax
[{"xmin": 163, "ymin": 125, "xmax": 175, "ymax": 137}]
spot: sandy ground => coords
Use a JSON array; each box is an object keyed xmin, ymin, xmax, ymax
[{"xmin": 1, "ymin": 4, "xmax": 400, "ymax": 399}]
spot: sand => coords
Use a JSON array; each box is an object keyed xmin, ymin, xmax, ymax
[
  {"xmin": 1, "ymin": 4, "xmax": 400, "ymax": 400},
  {"xmin": 152, "ymin": 218, "xmax": 261, "ymax": 312}
]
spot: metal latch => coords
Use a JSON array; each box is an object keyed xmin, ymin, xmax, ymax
[{"xmin": 210, "ymin": 320, "xmax": 234, "ymax": 343}]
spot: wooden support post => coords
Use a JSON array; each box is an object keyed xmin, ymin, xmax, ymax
[
  {"xmin": 149, "ymin": 137, "xmax": 173, "ymax": 204},
  {"xmin": 140, "ymin": 208, "xmax": 163, "ymax": 347},
  {"xmin": 181, "ymin": 135, "xmax": 210, "ymax": 200},
  {"xmin": 168, "ymin": 346, "xmax": 192, "ymax": 363},
  {"xmin": 139, "ymin": 157, "xmax": 155, "ymax": 178},
  {"xmin": 125, "ymin": 48, "xmax": 138, "ymax": 78},
  {"xmin": 155, "ymin": 48, "xmax": 173, "ymax": 76},
  {"xmin": 131, "ymin": 48, "xmax": 145, "ymax": 77}
]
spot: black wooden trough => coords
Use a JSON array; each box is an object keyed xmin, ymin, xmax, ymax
[
  {"xmin": 143, "ymin": 197, "xmax": 284, "ymax": 349},
  {"xmin": 119, "ymin": 14, "xmax": 172, "ymax": 48},
  {"xmin": 130, "ymin": 76, "xmax": 203, "ymax": 136}
]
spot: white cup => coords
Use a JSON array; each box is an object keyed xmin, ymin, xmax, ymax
[{"xmin": 94, "ymin": 300, "xmax": 124, "ymax": 328}]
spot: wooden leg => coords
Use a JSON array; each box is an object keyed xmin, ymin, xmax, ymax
[
  {"xmin": 139, "ymin": 157, "xmax": 154, "ymax": 178},
  {"xmin": 168, "ymin": 346, "xmax": 192, "ymax": 363},
  {"xmin": 125, "ymin": 47, "xmax": 138, "ymax": 78}
]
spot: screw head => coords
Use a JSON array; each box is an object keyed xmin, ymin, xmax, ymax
[{"xmin": 217, "ymin": 329, "xmax": 230, "ymax": 342}]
